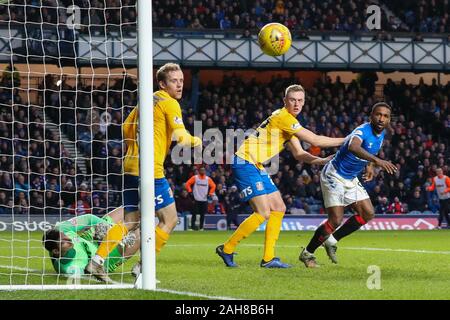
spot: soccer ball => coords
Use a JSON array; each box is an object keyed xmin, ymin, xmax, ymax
[{"xmin": 257, "ymin": 23, "xmax": 292, "ymax": 56}]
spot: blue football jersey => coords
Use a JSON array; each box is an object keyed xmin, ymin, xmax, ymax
[{"xmin": 331, "ymin": 122, "xmax": 385, "ymax": 179}]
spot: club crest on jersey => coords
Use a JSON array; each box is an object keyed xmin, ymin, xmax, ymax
[
  {"xmin": 173, "ymin": 116, "xmax": 183, "ymax": 125},
  {"xmin": 255, "ymin": 182, "xmax": 264, "ymax": 191}
]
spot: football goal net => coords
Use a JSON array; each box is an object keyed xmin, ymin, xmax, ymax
[{"xmin": 0, "ymin": 0, "xmax": 155, "ymax": 290}]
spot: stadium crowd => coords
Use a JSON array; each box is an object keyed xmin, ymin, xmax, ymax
[
  {"xmin": 175, "ymin": 72, "xmax": 450, "ymax": 215},
  {"xmin": 0, "ymin": 77, "xmax": 78, "ymax": 215},
  {"xmin": 1, "ymin": 61, "xmax": 449, "ymax": 217},
  {"xmin": 1, "ymin": 1, "xmax": 448, "ymax": 35},
  {"xmin": 153, "ymin": 0, "xmax": 389, "ymax": 33},
  {"xmin": 0, "ymin": 0, "xmax": 449, "ymax": 217},
  {"xmin": 386, "ymin": 0, "xmax": 449, "ymax": 33}
]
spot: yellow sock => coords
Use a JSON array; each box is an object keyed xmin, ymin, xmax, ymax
[
  {"xmin": 263, "ymin": 211, "xmax": 285, "ymax": 262},
  {"xmin": 223, "ymin": 212, "xmax": 265, "ymax": 254},
  {"xmin": 96, "ymin": 222, "xmax": 128, "ymax": 259},
  {"xmin": 155, "ymin": 226, "xmax": 170, "ymax": 253}
]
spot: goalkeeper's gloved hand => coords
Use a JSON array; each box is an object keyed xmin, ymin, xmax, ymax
[
  {"xmin": 120, "ymin": 232, "xmax": 137, "ymax": 248},
  {"xmin": 93, "ymin": 222, "xmax": 111, "ymax": 241}
]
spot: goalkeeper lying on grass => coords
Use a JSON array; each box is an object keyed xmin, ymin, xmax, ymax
[{"xmin": 42, "ymin": 208, "xmax": 140, "ymax": 282}]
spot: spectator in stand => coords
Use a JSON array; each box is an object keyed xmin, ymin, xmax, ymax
[
  {"xmin": 408, "ymin": 188, "xmax": 428, "ymax": 212},
  {"xmin": 224, "ymin": 185, "xmax": 241, "ymax": 230},
  {"xmin": 14, "ymin": 174, "xmax": 29, "ymax": 198},
  {"xmin": 375, "ymin": 196, "xmax": 389, "ymax": 214},
  {"xmin": 208, "ymin": 194, "xmax": 224, "ymax": 215},
  {"xmin": 175, "ymin": 189, "xmax": 194, "ymax": 216},
  {"xmin": 14, "ymin": 198, "xmax": 28, "ymax": 215},
  {"xmin": 0, "ymin": 191, "xmax": 11, "ymax": 215},
  {"xmin": 426, "ymin": 168, "xmax": 450, "ymax": 229},
  {"xmin": 92, "ymin": 195, "xmax": 107, "ymax": 216},
  {"xmin": 388, "ymin": 197, "xmax": 406, "ymax": 214},
  {"xmin": 69, "ymin": 199, "xmax": 91, "ymax": 216},
  {"xmin": 185, "ymin": 167, "xmax": 217, "ymax": 231}
]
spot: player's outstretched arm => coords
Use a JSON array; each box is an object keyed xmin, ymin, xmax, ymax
[
  {"xmin": 348, "ymin": 136, "xmax": 397, "ymax": 175},
  {"xmin": 57, "ymin": 214, "xmax": 106, "ymax": 234},
  {"xmin": 172, "ymin": 128, "xmax": 202, "ymax": 147},
  {"xmin": 294, "ymin": 127, "xmax": 344, "ymax": 148},
  {"xmin": 287, "ymin": 136, "xmax": 334, "ymax": 166}
]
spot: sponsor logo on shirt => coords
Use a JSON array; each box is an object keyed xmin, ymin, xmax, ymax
[
  {"xmin": 292, "ymin": 123, "xmax": 301, "ymax": 130},
  {"xmin": 255, "ymin": 182, "xmax": 264, "ymax": 191},
  {"xmin": 174, "ymin": 116, "xmax": 183, "ymax": 125}
]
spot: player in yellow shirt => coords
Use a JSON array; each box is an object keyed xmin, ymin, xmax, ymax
[
  {"xmin": 86, "ymin": 63, "xmax": 201, "ymax": 282},
  {"xmin": 216, "ymin": 84, "xmax": 345, "ymax": 268}
]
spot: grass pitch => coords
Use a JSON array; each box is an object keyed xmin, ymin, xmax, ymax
[{"xmin": 0, "ymin": 230, "xmax": 449, "ymax": 300}]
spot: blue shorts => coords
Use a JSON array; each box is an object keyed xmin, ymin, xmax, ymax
[
  {"xmin": 231, "ymin": 156, "xmax": 278, "ymax": 202},
  {"xmin": 123, "ymin": 175, "xmax": 175, "ymax": 212},
  {"xmin": 154, "ymin": 178, "xmax": 175, "ymax": 211}
]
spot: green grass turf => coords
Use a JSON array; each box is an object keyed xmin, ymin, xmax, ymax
[{"xmin": 0, "ymin": 230, "xmax": 449, "ymax": 300}]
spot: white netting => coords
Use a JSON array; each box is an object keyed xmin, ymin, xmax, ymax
[{"xmin": 0, "ymin": 0, "xmax": 139, "ymax": 288}]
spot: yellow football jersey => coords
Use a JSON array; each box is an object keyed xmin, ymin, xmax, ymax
[
  {"xmin": 235, "ymin": 107, "xmax": 302, "ymax": 168},
  {"xmin": 123, "ymin": 90, "xmax": 200, "ymax": 179}
]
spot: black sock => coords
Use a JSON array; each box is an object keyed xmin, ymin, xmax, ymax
[
  {"xmin": 333, "ymin": 215, "xmax": 366, "ymax": 241},
  {"xmin": 306, "ymin": 221, "xmax": 334, "ymax": 253}
]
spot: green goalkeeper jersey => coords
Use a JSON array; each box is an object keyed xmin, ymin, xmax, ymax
[{"xmin": 51, "ymin": 214, "xmax": 125, "ymax": 276}]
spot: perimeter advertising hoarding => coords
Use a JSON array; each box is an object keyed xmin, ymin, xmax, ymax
[
  {"xmin": 0, "ymin": 215, "xmax": 185, "ymax": 232},
  {"xmin": 202, "ymin": 214, "xmax": 438, "ymax": 231},
  {"xmin": 0, "ymin": 214, "xmax": 438, "ymax": 232}
]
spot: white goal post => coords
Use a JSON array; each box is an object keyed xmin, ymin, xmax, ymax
[
  {"xmin": 137, "ymin": 0, "xmax": 156, "ymax": 291},
  {"xmin": 0, "ymin": 0, "xmax": 155, "ymax": 290}
]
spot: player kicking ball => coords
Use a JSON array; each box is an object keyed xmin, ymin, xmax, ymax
[
  {"xmin": 42, "ymin": 208, "xmax": 140, "ymax": 282},
  {"xmin": 300, "ymin": 102, "xmax": 397, "ymax": 268}
]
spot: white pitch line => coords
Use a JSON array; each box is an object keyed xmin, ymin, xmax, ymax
[
  {"xmin": 0, "ymin": 264, "xmax": 125, "ymax": 285},
  {"xmin": 341, "ymin": 247, "xmax": 450, "ymax": 255},
  {"xmin": 0, "ymin": 264, "xmax": 239, "ymax": 299},
  {"xmin": 155, "ymin": 288, "xmax": 239, "ymax": 300},
  {"xmin": 166, "ymin": 243, "xmax": 450, "ymax": 255},
  {"xmin": 3, "ymin": 244, "xmax": 449, "ymax": 256},
  {"xmin": 0, "ymin": 265, "xmax": 41, "ymax": 273}
]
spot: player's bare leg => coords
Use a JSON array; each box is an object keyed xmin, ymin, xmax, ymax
[
  {"xmin": 331, "ymin": 199, "xmax": 374, "ymax": 242},
  {"xmin": 106, "ymin": 206, "xmax": 125, "ymax": 223},
  {"xmin": 129, "ymin": 203, "xmax": 179, "ymax": 286},
  {"xmin": 300, "ymin": 206, "xmax": 344, "ymax": 268},
  {"xmin": 155, "ymin": 202, "xmax": 179, "ymax": 253},
  {"xmin": 323, "ymin": 199, "xmax": 374, "ymax": 264},
  {"xmin": 130, "ymin": 203, "xmax": 178, "ymax": 283}
]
